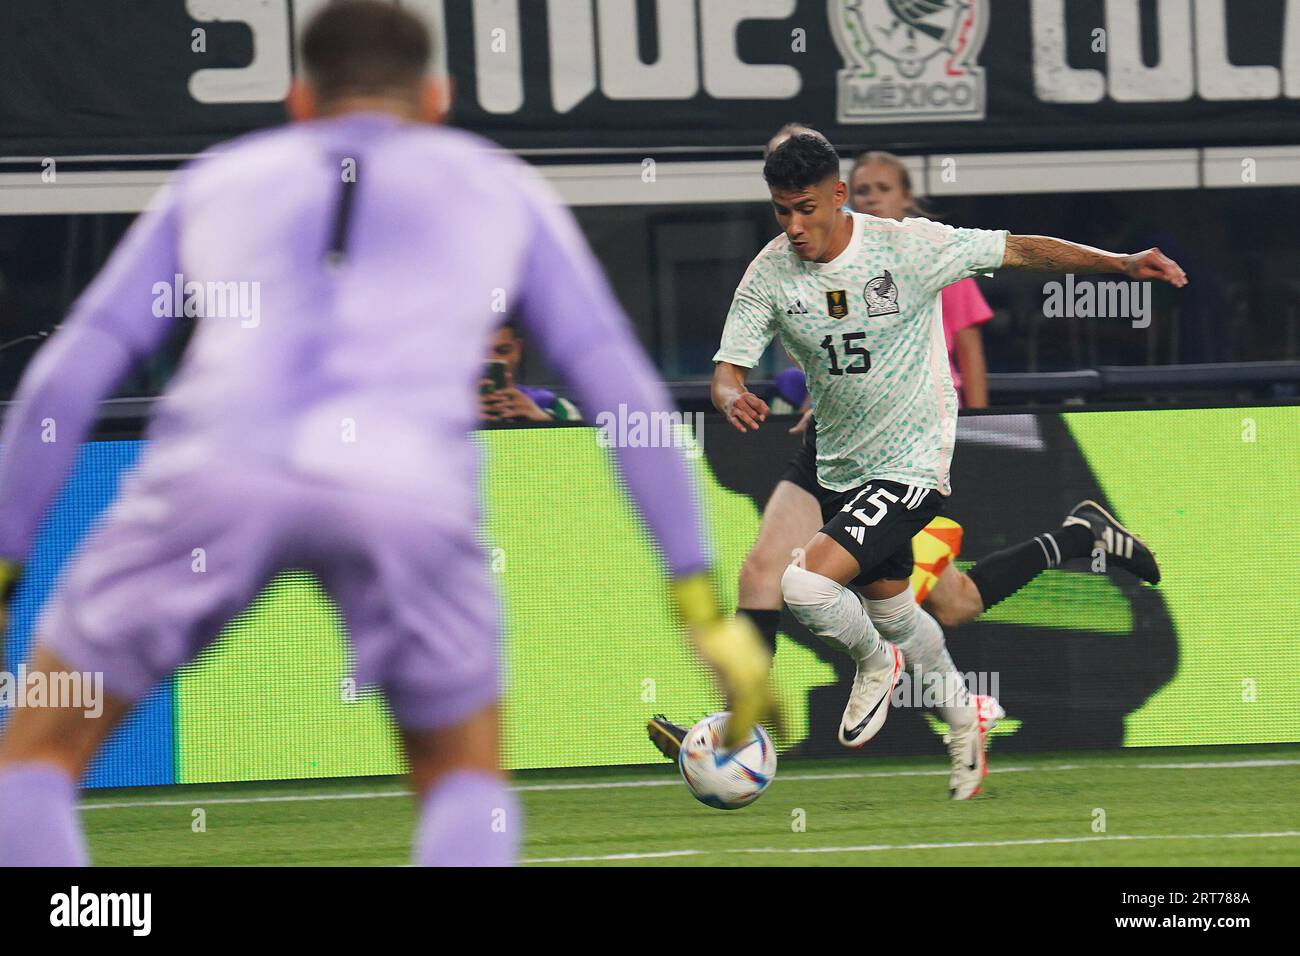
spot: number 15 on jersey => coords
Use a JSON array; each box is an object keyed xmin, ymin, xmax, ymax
[{"xmin": 820, "ymin": 332, "xmax": 871, "ymax": 376}]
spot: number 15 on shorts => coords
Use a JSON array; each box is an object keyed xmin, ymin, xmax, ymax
[{"xmin": 842, "ymin": 486, "xmax": 900, "ymax": 526}]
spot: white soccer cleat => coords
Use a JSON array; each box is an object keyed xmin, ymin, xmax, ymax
[
  {"xmin": 837, "ymin": 642, "xmax": 904, "ymax": 748},
  {"xmin": 945, "ymin": 694, "xmax": 1005, "ymax": 800}
]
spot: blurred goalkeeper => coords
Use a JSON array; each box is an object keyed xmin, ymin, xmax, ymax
[{"xmin": 0, "ymin": 1, "xmax": 771, "ymax": 868}]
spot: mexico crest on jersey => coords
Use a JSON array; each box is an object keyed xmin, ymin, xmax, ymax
[
  {"xmin": 830, "ymin": 0, "xmax": 988, "ymax": 124},
  {"xmin": 864, "ymin": 271, "xmax": 900, "ymax": 317},
  {"xmin": 826, "ymin": 289, "xmax": 850, "ymax": 319}
]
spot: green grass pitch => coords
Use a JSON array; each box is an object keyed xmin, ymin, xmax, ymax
[{"xmin": 82, "ymin": 745, "xmax": 1300, "ymax": 866}]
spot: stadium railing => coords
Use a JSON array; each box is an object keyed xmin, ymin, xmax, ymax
[
  {"xmin": 661, "ymin": 361, "xmax": 1300, "ymax": 411},
  {"xmin": 2, "ymin": 361, "xmax": 1300, "ymax": 428}
]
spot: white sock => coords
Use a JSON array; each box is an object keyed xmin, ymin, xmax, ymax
[
  {"xmin": 781, "ymin": 565, "xmax": 889, "ymax": 668},
  {"xmin": 867, "ymin": 590, "xmax": 975, "ymax": 730}
]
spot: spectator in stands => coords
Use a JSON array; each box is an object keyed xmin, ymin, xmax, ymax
[
  {"xmin": 480, "ymin": 321, "xmax": 581, "ymax": 423},
  {"xmin": 848, "ymin": 152, "xmax": 993, "ymax": 408}
]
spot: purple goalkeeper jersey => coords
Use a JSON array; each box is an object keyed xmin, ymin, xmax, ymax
[{"xmin": 0, "ymin": 114, "xmax": 708, "ymax": 577}]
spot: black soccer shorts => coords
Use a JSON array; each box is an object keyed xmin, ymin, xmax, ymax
[
  {"xmin": 819, "ymin": 479, "xmax": 944, "ymax": 586},
  {"xmin": 778, "ymin": 417, "xmax": 944, "ymax": 585}
]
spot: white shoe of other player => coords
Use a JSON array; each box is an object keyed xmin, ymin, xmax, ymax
[
  {"xmin": 837, "ymin": 642, "xmax": 904, "ymax": 748},
  {"xmin": 945, "ymin": 695, "xmax": 1005, "ymax": 800}
]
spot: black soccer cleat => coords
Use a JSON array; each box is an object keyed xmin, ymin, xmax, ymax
[
  {"xmin": 1063, "ymin": 499, "xmax": 1161, "ymax": 585},
  {"xmin": 647, "ymin": 715, "xmax": 688, "ymax": 763}
]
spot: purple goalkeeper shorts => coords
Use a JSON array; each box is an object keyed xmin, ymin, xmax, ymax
[{"xmin": 37, "ymin": 462, "xmax": 501, "ymax": 730}]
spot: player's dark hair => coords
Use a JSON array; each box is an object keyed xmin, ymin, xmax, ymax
[
  {"xmin": 301, "ymin": 1, "xmax": 434, "ymax": 103},
  {"xmin": 763, "ymin": 133, "xmax": 841, "ymax": 193}
]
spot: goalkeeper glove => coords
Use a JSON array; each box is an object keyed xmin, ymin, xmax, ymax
[{"xmin": 671, "ymin": 572, "xmax": 780, "ymax": 749}]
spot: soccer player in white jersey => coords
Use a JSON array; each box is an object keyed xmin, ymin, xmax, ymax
[
  {"xmin": 710, "ymin": 131, "xmax": 1185, "ymax": 797},
  {"xmin": 650, "ymin": 126, "xmax": 1163, "ymax": 798}
]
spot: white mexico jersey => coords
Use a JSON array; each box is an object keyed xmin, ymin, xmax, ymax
[{"xmin": 715, "ymin": 211, "xmax": 1006, "ymax": 495}]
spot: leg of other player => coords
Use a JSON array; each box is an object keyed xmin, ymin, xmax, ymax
[
  {"xmin": 923, "ymin": 561, "xmax": 986, "ymax": 628},
  {"xmin": 949, "ymin": 499, "xmax": 1160, "ymax": 622},
  {"xmin": 0, "ymin": 647, "xmax": 133, "ymax": 865},
  {"xmin": 963, "ymin": 521, "xmax": 1094, "ymax": 611},
  {"xmin": 736, "ymin": 478, "xmax": 824, "ymax": 655}
]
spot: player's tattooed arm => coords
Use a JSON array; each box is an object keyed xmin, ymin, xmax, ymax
[
  {"xmin": 1003, "ymin": 235, "xmax": 1188, "ymax": 287},
  {"xmin": 712, "ymin": 361, "xmax": 769, "ymax": 432}
]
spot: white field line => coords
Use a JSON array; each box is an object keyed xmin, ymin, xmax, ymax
[
  {"xmin": 1135, "ymin": 759, "xmax": 1300, "ymax": 769},
  {"xmin": 522, "ymin": 831, "xmax": 1300, "ymax": 864},
  {"xmin": 78, "ymin": 757, "xmax": 1300, "ymax": 812},
  {"xmin": 526, "ymin": 849, "xmax": 704, "ymax": 864}
]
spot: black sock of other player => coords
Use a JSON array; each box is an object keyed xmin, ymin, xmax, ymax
[
  {"xmin": 965, "ymin": 522, "xmax": 1094, "ymax": 610},
  {"xmin": 738, "ymin": 608, "xmax": 781, "ymax": 659}
]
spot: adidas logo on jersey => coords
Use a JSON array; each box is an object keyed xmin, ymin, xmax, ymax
[
  {"xmin": 786, "ymin": 299, "xmax": 809, "ymax": 315},
  {"xmin": 846, "ymin": 525, "xmax": 866, "ymax": 545}
]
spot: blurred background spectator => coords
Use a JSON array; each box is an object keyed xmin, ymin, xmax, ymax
[{"xmin": 480, "ymin": 321, "xmax": 581, "ymax": 424}]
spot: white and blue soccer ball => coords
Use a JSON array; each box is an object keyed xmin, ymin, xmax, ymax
[{"xmin": 677, "ymin": 713, "xmax": 777, "ymax": 810}]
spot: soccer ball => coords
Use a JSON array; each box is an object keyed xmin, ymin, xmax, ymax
[{"xmin": 677, "ymin": 713, "xmax": 777, "ymax": 810}]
